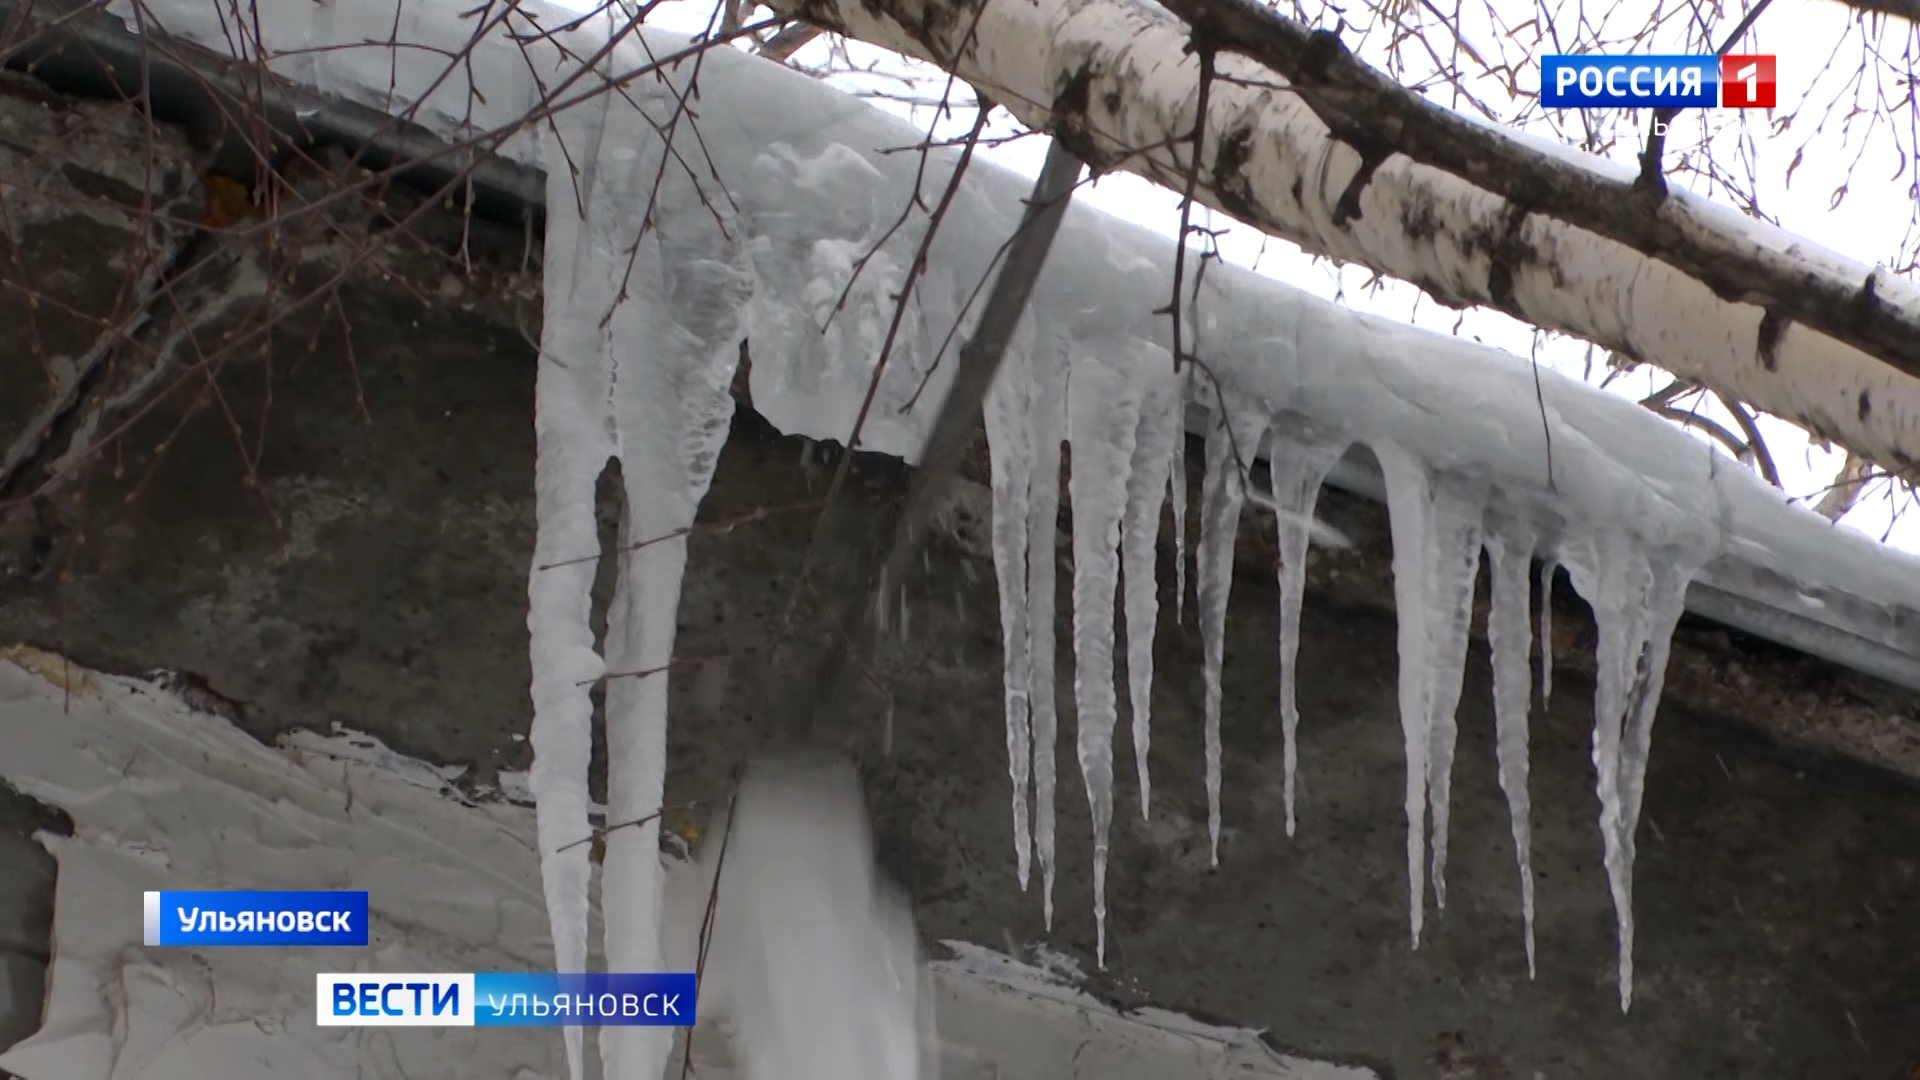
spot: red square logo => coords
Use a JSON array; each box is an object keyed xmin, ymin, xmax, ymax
[{"xmin": 1720, "ymin": 54, "xmax": 1777, "ymax": 108}]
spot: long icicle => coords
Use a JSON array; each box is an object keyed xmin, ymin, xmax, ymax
[
  {"xmin": 1066, "ymin": 348, "xmax": 1144, "ymax": 966},
  {"xmin": 985, "ymin": 343, "xmax": 1036, "ymax": 888},
  {"xmin": 1576, "ymin": 533, "xmax": 1639, "ymax": 1012},
  {"xmin": 1563, "ymin": 530, "xmax": 1698, "ymax": 1012},
  {"xmin": 1484, "ymin": 514, "xmax": 1540, "ymax": 978},
  {"xmin": 1264, "ymin": 430, "xmax": 1347, "ymax": 837},
  {"xmin": 588, "ymin": 67, "xmax": 757, "ymax": 1080},
  {"xmin": 1121, "ymin": 349, "xmax": 1183, "ymax": 822},
  {"xmin": 1422, "ymin": 477, "xmax": 1487, "ymax": 915},
  {"xmin": 1027, "ymin": 336, "xmax": 1069, "ymax": 928},
  {"xmin": 529, "ymin": 89, "xmax": 624, "ymax": 1080},
  {"xmin": 1373, "ymin": 443, "xmax": 1434, "ymax": 948},
  {"xmin": 1195, "ymin": 405, "xmax": 1268, "ymax": 866},
  {"xmin": 1612, "ymin": 551, "xmax": 1691, "ymax": 1013}
]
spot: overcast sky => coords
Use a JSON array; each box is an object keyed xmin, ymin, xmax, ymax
[{"xmin": 624, "ymin": 0, "xmax": 1920, "ymax": 552}]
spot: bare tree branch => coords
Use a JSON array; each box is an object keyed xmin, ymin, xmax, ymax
[
  {"xmin": 1640, "ymin": 379, "xmax": 1693, "ymax": 407},
  {"xmin": 1160, "ymin": 41, "xmax": 1216, "ymax": 373},
  {"xmin": 757, "ymin": 23, "xmax": 822, "ymax": 61},
  {"xmin": 772, "ymin": 0, "xmax": 1920, "ymax": 477},
  {"xmin": 1650, "ymin": 401, "xmax": 1751, "ymax": 462},
  {"xmin": 1716, "ymin": 391, "xmax": 1781, "ymax": 488},
  {"xmin": 1815, "ymin": 452, "xmax": 1875, "ymax": 520},
  {"xmin": 1637, "ymin": 0, "xmax": 1778, "ymax": 194},
  {"xmin": 1150, "ymin": 0, "xmax": 1920, "ymax": 390}
]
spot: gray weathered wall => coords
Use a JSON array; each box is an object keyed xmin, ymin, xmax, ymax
[{"xmin": 3, "ymin": 84, "xmax": 1918, "ymax": 1079}]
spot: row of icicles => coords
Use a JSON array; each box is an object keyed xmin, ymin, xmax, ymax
[{"xmin": 983, "ymin": 343, "xmax": 1697, "ymax": 1012}]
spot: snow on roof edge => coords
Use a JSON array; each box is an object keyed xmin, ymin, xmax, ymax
[{"xmin": 102, "ymin": 0, "xmax": 1920, "ymax": 685}]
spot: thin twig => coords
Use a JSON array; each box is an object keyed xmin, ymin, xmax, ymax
[
  {"xmin": 1717, "ymin": 391, "xmax": 1781, "ymax": 487},
  {"xmin": 1526, "ymin": 333, "xmax": 1557, "ymax": 493},
  {"xmin": 1636, "ymin": 0, "xmax": 1780, "ymax": 194},
  {"xmin": 584, "ymin": 653, "xmax": 718, "ymax": 687},
  {"xmin": 1650, "ymin": 402, "xmax": 1751, "ymax": 462},
  {"xmin": 535, "ymin": 498, "xmax": 825, "ymax": 572},
  {"xmin": 554, "ymin": 798, "xmax": 710, "ymax": 854},
  {"xmin": 679, "ymin": 780, "xmax": 740, "ymax": 1080},
  {"xmin": 1160, "ymin": 42, "xmax": 1216, "ymax": 374}
]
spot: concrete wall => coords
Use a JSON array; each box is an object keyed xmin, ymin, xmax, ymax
[{"xmin": 2, "ymin": 83, "xmax": 1918, "ymax": 1078}]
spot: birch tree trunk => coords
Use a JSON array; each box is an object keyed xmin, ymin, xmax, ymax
[{"xmin": 773, "ymin": 0, "xmax": 1920, "ymax": 476}]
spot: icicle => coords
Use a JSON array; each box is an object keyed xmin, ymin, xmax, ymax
[
  {"xmin": 1375, "ymin": 445, "xmax": 1433, "ymax": 946},
  {"xmin": 1195, "ymin": 403, "xmax": 1268, "ymax": 867},
  {"xmin": 984, "ymin": 341, "xmax": 1036, "ymax": 889},
  {"xmin": 1263, "ymin": 428, "xmax": 1347, "ymax": 838},
  {"xmin": 528, "ymin": 95, "xmax": 624, "ymax": 1080},
  {"xmin": 1617, "ymin": 562, "xmax": 1690, "ymax": 860},
  {"xmin": 1537, "ymin": 556, "xmax": 1557, "ymax": 709},
  {"xmin": 535, "ymin": 79, "xmax": 751, "ymax": 1080},
  {"xmin": 1027, "ymin": 337, "xmax": 1071, "ymax": 928},
  {"xmin": 1373, "ymin": 445, "xmax": 1485, "ymax": 944},
  {"xmin": 1421, "ymin": 476, "xmax": 1486, "ymax": 914},
  {"xmin": 1561, "ymin": 531, "xmax": 1695, "ymax": 1012},
  {"xmin": 1483, "ymin": 515, "xmax": 1539, "ymax": 978},
  {"xmin": 1066, "ymin": 348, "xmax": 1145, "ymax": 967},
  {"xmin": 606, "ymin": 199, "xmax": 751, "ymax": 1080},
  {"xmin": 1121, "ymin": 349, "xmax": 1183, "ymax": 822}
]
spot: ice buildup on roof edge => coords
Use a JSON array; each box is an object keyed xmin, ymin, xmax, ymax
[{"xmin": 111, "ymin": 0, "xmax": 1920, "ymax": 1017}]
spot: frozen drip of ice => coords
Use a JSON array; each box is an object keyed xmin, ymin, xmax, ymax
[
  {"xmin": 1484, "ymin": 512, "xmax": 1540, "ymax": 977},
  {"xmin": 1028, "ymin": 336, "xmax": 1071, "ymax": 929},
  {"xmin": 1261, "ymin": 426, "xmax": 1348, "ymax": 837},
  {"xmin": 530, "ymin": 71, "xmax": 749, "ymax": 1080},
  {"xmin": 1195, "ymin": 403, "xmax": 1270, "ymax": 867},
  {"xmin": 1121, "ymin": 350, "xmax": 1184, "ymax": 820},
  {"xmin": 1560, "ymin": 530, "xmax": 1700, "ymax": 1011},
  {"xmin": 985, "ymin": 344, "xmax": 1037, "ymax": 889},
  {"xmin": 1065, "ymin": 347, "xmax": 1144, "ymax": 967}
]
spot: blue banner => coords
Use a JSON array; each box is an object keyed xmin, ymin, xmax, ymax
[
  {"xmin": 314, "ymin": 972, "xmax": 698, "ymax": 1027},
  {"xmin": 145, "ymin": 890, "xmax": 369, "ymax": 947},
  {"xmin": 317, "ymin": 973, "xmax": 474, "ymax": 1026},
  {"xmin": 472, "ymin": 972, "xmax": 698, "ymax": 1027},
  {"xmin": 1540, "ymin": 55, "xmax": 1718, "ymax": 109}
]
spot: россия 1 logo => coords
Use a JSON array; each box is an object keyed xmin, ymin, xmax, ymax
[{"xmin": 1541, "ymin": 55, "xmax": 1777, "ymax": 109}]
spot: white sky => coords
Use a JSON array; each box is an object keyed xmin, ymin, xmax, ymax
[{"xmin": 632, "ymin": 0, "xmax": 1920, "ymax": 552}]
